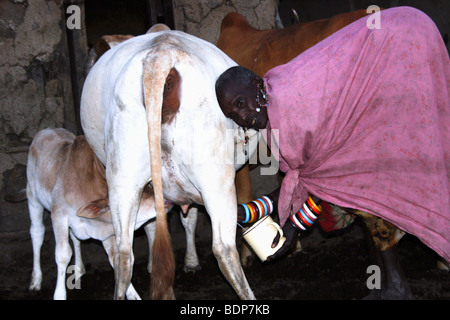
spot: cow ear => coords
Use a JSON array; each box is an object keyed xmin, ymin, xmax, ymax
[
  {"xmin": 162, "ymin": 67, "xmax": 181, "ymax": 124},
  {"xmin": 93, "ymin": 39, "xmax": 111, "ymax": 61},
  {"xmin": 77, "ymin": 198, "xmax": 109, "ymax": 219}
]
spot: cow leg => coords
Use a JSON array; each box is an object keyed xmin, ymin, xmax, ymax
[
  {"xmin": 102, "ymin": 237, "xmax": 141, "ymax": 300},
  {"xmin": 235, "ymin": 165, "xmax": 256, "ymax": 268},
  {"xmin": 240, "ymin": 242, "xmax": 255, "ymax": 268},
  {"xmin": 209, "ymin": 215, "xmax": 255, "ymax": 299},
  {"xmin": 201, "ymin": 175, "xmax": 255, "ymax": 300},
  {"xmin": 104, "ymin": 112, "xmax": 150, "ymax": 299},
  {"xmin": 51, "ymin": 210, "xmax": 72, "ymax": 300},
  {"xmin": 69, "ymin": 231, "xmax": 85, "ymax": 281},
  {"xmin": 108, "ymin": 185, "xmax": 142, "ymax": 300},
  {"xmin": 356, "ymin": 211, "xmax": 414, "ymax": 299},
  {"xmin": 235, "ymin": 164, "xmax": 253, "ymax": 203},
  {"xmin": 143, "ymin": 221, "xmax": 156, "ymax": 273},
  {"xmin": 28, "ymin": 196, "xmax": 45, "ymax": 292},
  {"xmin": 146, "ymin": 207, "xmax": 200, "ymax": 274},
  {"xmin": 437, "ymin": 257, "xmax": 450, "ymax": 271},
  {"xmin": 181, "ymin": 207, "xmax": 201, "ymax": 272},
  {"xmin": 364, "ymin": 236, "xmax": 414, "ymax": 299}
]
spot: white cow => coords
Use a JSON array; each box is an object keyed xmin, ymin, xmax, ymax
[
  {"xmin": 25, "ymin": 128, "xmax": 168, "ymax": 299},
  {"xmin": 80, "ymin": 30, "xmax": 257, "ymax": 299},
  {"xmin": 85, "ymin": 24, "xmax": 201, "ymax": 274}
]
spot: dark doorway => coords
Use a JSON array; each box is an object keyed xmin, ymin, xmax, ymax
[{"xmin": 84, "ymin": 0, "xmax": 174, "ymax": 47}]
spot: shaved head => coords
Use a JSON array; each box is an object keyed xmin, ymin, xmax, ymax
[{"xmin": 215, "ymin": 66, "xmax": 268, "ymax": 129}]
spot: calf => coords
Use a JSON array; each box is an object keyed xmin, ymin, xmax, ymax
[{"xmin": 26, "ymin": 128, "xmax": 168, "ymax": 299}]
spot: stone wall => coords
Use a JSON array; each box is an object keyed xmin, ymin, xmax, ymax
[
  {"xmin": 173, "ymin": 0, "xmax": 278, "ymax": 44},
  {"xmin": 0, "ymin": 0, "xmax": 88, "ymax": 276},
  {"xmin": 0, "ymin": 0, "xmax": 78, "ymax": 192}
]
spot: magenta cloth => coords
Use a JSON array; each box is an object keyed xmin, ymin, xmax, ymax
[{"xmin": 263, "ymin": 7, "xmax": 450, "ymax": 262}]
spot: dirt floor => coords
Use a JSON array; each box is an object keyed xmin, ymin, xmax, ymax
[
  {"xmin": 0, "ymin": 214, "xmax": 449, "ymax": 301},
  {"xmin": 2, "ymin": 153, "xmax": 447, "ymax": 302}
]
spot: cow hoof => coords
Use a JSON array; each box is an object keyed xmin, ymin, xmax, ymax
[
  {"xmin": 241, "ymin": 255, "xmax": 256, "ymax": 268},
  {"xmin": 183, "ymin": 264, "xmax": 201, "ymax": 273},
  {"xmin": 75, "ymin": 265, "xmax": 86, "ymax": 280},
  {"xmin": 29, "ymin": 274, "xmax": 42, "ymax": 291},
  {"xmin": 437, "ymin": 259, "xmax": 449, "ymax": 271},
  {"xmin": 29, "ymin": 282, "xmax": 41, "ymax": 292}
]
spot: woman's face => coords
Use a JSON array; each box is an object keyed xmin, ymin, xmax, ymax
[{"xmin": 217, "ymin": 77, "xmax": 268, "ymax": 130}]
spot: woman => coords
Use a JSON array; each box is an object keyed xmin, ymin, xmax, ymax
[{"xmin": 216, "ymin": 7, "xmax": 450, "ymax": 267}]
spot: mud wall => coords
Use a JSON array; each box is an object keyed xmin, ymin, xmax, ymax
[
  {"xmin": 0, "ymin": 0, "xmax": 76, "ymax": 191},
  {"xmin": 172, "ymin": 0, "xmax": 278, "ymax": 44}
]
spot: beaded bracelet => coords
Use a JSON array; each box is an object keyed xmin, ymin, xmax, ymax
[
  {"xmin": 289, "ymin": 196, "xmax": 322, "ymax": 231},
  {"xmin": 240, "ymin": 195, "xmax": 274, "ymax": 224},
  {"xmin": 241, "ymin": 203, "xmax": 250, "ymax": 223},
  {"xmin": 248, "ymin": 202, "xmax": 257, "ymax": 222}
]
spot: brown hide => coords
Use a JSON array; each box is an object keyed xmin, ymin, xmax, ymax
[
  {"xmin": 354, "ymin": 210, "xmax": 405, "ymax": 251},
  {"xmin": 162, "ymin": 67, "xmax": 181, "ymax": 124},
  {"xmin": 31, "ymin": 131, "xmax": 73, "ymax": 197},
  {"xmin": 93, "ymin": 39, "xmax": 111, "ymax": 61},
  {"xmin": 217, "ymin": 10, "xmax": 369, "ymax": 77},
  {"xmin": 62, "ymin": 136, "xmax": 109, "ymax": 217},
  {"xmin": 77, "ymin": 198, "xmax": 109, "ymax": 219},
  {"xmin": 93, "ymin": 34, "xmax": 134, "ymax": 62}
]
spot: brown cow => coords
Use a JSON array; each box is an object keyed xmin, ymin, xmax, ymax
[{"xmin": 217, "ymin": 10, "xmax": 369, "ymax": 77}]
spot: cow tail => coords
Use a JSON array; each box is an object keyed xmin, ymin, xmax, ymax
[{"xmin": 142, "ymin": 47, "xmax": 176, "ymax": 300}]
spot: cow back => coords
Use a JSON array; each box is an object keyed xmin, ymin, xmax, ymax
[
  {"xmin": 27, "ymin": 128, "xmax": 75, "ymax": 210},
  {"xmin": 217, "ymin": 10, "xmax": 369, "ymax": 77}
]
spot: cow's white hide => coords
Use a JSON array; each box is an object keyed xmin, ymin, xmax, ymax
[{"xmin": 80, "ymin": 30, "xmax": 256, "ymax": 299}]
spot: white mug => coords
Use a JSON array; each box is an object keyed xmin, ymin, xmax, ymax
[{"xmin": 242, "ymin": 215, "xmax": 286, "ymax": 262}]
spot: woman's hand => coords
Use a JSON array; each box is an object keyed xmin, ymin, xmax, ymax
[{"xmin": 266, "ymin": 221, "xmax": 299, "ymax": 261}]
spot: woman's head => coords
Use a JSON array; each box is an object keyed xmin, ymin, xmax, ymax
[{"xmin": 215, "ymin": 66, "xmax": 268, "ymax": 130}]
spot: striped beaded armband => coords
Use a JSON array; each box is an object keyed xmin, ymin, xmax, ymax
[
  {"xmin": 240, "ymin": 195, "xmax": 274, "ymax": 224},
  {"xmin": 290, "ymin": 196, "xmax": 322, "ymax": 231}
]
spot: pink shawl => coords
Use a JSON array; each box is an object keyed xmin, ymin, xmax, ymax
[{"xmin": 264, "ymin": 7, "xmax": 450, "ymax": 261}]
